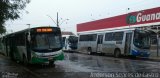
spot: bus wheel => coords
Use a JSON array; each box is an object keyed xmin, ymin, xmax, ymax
[
  {"xmin": 87, "ymin": 47, "xmax": 92, "ymax": 55},
  {"xmin": 114, "ymin": 49, "xmax": 121, "ymax": 58},
  {"xmin": 49, "ymin": 61, "xmax": 55, "ymax": 67}
]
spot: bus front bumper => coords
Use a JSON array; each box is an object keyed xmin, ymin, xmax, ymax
[
  {"xmin": 30, "ymin": 52, "xmax": 64, "ymax": 64},
  {"xmin": 131, "ymin": 50, "xmax": 150, "ymax": 57}
]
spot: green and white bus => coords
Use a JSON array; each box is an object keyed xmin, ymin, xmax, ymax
[{"xmin": 0, "ymin": 27, "xmax": 64, "ymax": 65}]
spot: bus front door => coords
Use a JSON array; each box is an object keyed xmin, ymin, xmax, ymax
[
  {"xmin": 124, "ymin": 33, "xmax": 132, "ymax": 55},
  {"xmin": 97, "ymin": 35, "xmax": 103, "ymax": 53}
]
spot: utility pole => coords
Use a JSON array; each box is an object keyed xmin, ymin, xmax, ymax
[
  {"xmin": 47, "ymin": 12, "xmax": 68, "ymax": 27},
  {"xmin": 57, "ymin": 12, "xmax": 59, "ymax": 27}
]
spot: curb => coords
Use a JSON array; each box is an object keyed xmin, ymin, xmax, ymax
[{"xmin": 148, "ymin": 58, "xmax": 160, "ymax": 62}]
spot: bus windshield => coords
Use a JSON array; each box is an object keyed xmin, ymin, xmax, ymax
[
  {"xmin": 68, "ymin": 36, "xmax": 78, "ymax": 44},
  {"xmin": 68, "ymin": 36, "xmax": 78, "ymax": 49},
  {"xmin": 32, "ymin": 33, "xmax": 62, "ymax": 51},
  {"xmin": 133, "ymin": 30, "xmax": 150, "ymax": 49}
]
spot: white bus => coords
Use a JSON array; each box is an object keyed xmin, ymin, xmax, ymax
[{"xmin": 77, "ymin": 28, "xmax": 151, "ymax": 58}]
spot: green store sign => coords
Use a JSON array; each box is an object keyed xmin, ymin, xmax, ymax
[{"xmin": 126, "ymin": 14, "xmax": 137, "ymax": 24}]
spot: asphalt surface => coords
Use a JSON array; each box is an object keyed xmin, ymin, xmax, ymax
[{"xmin": 0, "ymin": 52, "xmax": 160, "ymax": 78}]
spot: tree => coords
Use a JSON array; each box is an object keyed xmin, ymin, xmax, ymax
[{"xmin": 0, "ymin": 0, "xmax": 30, "ymax": 34}]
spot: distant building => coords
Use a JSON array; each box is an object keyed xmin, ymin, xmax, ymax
[{"xmin": 61, "ymin": 31, "xmax": 75, "ymax": 36}]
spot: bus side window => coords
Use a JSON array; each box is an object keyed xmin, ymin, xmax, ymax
[
  {"xmin": 105, "ymin": 33, "xmax": 113, "ymax": 41},
  {"xmin": 113, "ymin": 32, "xmax": 124, "ymax": 41},
  {"xmin": 79, "ymin": 35, "xmax": 88, "ymax": 41},
  {"xmin": 90, "ymin": 34, "xmax": 97, "ymax": 41}
]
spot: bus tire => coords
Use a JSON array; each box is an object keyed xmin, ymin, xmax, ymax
[
  {"xmin": 49, "ymin": 61, "xmax": 55, "ymax": 67},
  {"xmin": 114, "ymin": 49, "xmax": 121, "ymax": 58},
  {"xmin": 87, "ymin": 47, "xmax": 92, "ymax": 55}
]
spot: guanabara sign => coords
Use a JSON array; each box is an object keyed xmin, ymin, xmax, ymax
[{"xmin": 126, "ymin": 10, "xmax": 160, "ymax": 24}]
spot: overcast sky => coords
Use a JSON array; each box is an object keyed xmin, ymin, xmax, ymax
[{"xmin": 5, "ymin": 0, "xmax": 160, "ymax": 34}]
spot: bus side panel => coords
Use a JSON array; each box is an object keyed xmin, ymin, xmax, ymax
[
  {"xmin": 114, "ymin": 42, "xmax": 125, "ymax": 55},
  {"xmin": 89, "ymin": 41, "xmax": 97, "ymax": 52},
  {"xmin": 0, "ymin": 39, "xmax": 4, "ymax": 55},
  {"xmin": 102, "ymin": 31, "xmax": 125, "ymax": 55},
  {"xmin": 3, "ymin": 43, "xmax": 8, "ymax": 56},
  {"xmin": 78, "ymin": 41, "xmax": 97, "ymax": 53},
  {"xmin": 78, "ymin": 41, "xmax": 89, "ymax": 53},
  {"xmin": 115, "ymin": 32, "xmax": 126, "ymax": 55},
  {"xmin": 102, "ymin": 41, "xmax": 115, "ymax": 54},
  {"xmin": 0, "ymin": 38, "xmax": 6, "ymax": 56},
  {"xmin": 17, "ymin": 46, "xmax": 26, "ymax": 61}
]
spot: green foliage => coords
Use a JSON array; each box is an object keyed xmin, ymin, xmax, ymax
[{"xmin": 0, "ymin": 0, "xmax": 30, "ymax": 34}]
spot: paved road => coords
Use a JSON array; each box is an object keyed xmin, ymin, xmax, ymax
[{"xmin": 0, "ymin": 52, "xmax": 160, "ymax": 78}]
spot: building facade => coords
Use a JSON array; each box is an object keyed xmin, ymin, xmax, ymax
[{"xmin": 77, "ymin": 7, "xmax": 160, "ymax": 57}]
